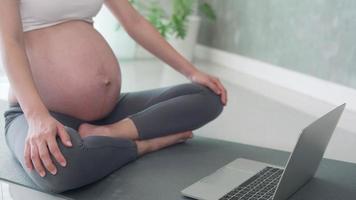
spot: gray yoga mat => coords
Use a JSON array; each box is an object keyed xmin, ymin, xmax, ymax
[{"xmin": 1, "ymin": 100, "xmax": 356, "ymax": 200}]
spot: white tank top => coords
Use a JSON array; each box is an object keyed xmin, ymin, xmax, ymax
[{"xmin": 20, "ymin": 0, "xmax": 104, "ymax": 32}]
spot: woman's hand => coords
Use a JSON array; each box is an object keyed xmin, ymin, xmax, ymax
[
  {"xmin": 25, "ymin": 113, "xmax": 72, "ymax": 177},
  {"xmin": 189, "ymin": 70, "xmax": 228, "ymax": 105}
]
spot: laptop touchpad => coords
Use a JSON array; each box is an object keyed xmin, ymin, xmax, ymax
[{"xmin": 200, "ymin": 167, "xmax": 254, "ymax": 187}]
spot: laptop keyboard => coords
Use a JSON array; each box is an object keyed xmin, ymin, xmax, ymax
[{"xmin": 219, "ymin": 167, "xmax": 284, "ymax": 200}]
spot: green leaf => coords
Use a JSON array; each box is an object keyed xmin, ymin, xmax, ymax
[
  {"xmin": 123, "ymin": 0, "xmax": 216, "ymax": 39},
  {"xmin": 199, "ymin": 2, "xmax": 216, "ymax": 21},
  {"xmin": 169, "ymin": 14, "xmax": 187, "ymax": 39}
]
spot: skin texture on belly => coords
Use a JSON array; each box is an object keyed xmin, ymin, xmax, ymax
[{"xmin": 10, "ymin": 20, "xmax": 121, "ymax": 121}]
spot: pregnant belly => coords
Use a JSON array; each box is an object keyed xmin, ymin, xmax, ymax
[{"xmin": 10, "ymin": 20, "xmax": 121, "ymax": 121}]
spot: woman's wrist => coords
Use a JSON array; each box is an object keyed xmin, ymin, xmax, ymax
[
  {"xmin": 182, "ymin": 64, "xmax": 199, "ymax": 81},
  {"xmin": 23, "ymin": 102, "xmax": 50, "ymax": 121}
]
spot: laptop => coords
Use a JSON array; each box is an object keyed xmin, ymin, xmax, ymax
[
  {"xmin": 0, "ymin": 178, "xmax": 72, "ymax": 200},
  {"xmin": 181, "ymin": 104, "xmax": 346, "ymax": 200}
]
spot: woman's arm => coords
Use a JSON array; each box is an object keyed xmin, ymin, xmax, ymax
[
  {"xmin": 0, "ymin": 0, "xmax": 71, "ymax": 177},
  {"xmin": 105, "ymin": 0, "xmax": 227, "ymax": 105},
  {"xmin": 0, "ymin": 1, "xmax": 48, "ymax": 118}
]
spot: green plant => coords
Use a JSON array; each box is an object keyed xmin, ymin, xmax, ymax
[{"xmin": 129, "ymin": 0, "xmax": 216, "ymax": 39}]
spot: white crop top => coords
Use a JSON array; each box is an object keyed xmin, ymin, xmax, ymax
[{"xmin": 20, "ymin": 0, "xmax": 105, "ymax": 32}]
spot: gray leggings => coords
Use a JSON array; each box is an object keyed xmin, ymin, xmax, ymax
[{"xmin": 3, "ymin": 83, "xmax": 223, "ymax": 193}]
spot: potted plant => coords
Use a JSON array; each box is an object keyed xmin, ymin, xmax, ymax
[{"xmin": 131, "ymin": 0, "xmax": 216, "ymax": 61}]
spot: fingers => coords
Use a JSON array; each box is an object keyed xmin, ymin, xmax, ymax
[
  {"xmin": 212, "ymin": 78, "xmax": 228, "ymax": 105},
  {"xmin": 30, "ymin": 140, "xmax": 46, "ymax": 177},
  {"xmin": 57, "ymin": 125, "xmax": 72, "ymax": 147},
  {"xmin": 28, "ymin": 136, "xmax": 67, "ymax": 177},
  {"xmin": 206, "ymin": 80, "xmax": 221, "ymax": 95},
  {"xmin": 38, "ymin": 141, "xmax": 57, "ymax": 175},
  {"xmin": 191, "ymin": 71, "xmax": 227, "ymax": 105},
  {"xmin": 47, "ymin": 137, "xmax": 67, "ymax": 167},
  {"xmin": 24, "ymin": 141, "xmax": 33, "ymax": 171},
  {"xmin": 24, "ymin": 117, "xmax": 71, "ymax": 177}
]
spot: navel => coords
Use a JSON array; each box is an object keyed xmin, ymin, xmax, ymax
[{"xmin": 104, "ymin": 79, "xmax": 111, "ymax": 86}]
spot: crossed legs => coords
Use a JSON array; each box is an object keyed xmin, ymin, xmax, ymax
[
  {"xmin": 4, "ymin": 83, "xmax": 223, "ymax": 193},
  {"xmin": 79, "ymin": 83, "xmax": 223, "ymax": 155}
]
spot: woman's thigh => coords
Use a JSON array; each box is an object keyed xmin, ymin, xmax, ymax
[{"xmin": 5, "ymin": 113, "xmax": 137, "ymax": 193}]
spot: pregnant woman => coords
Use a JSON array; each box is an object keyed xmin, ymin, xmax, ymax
[{"xmin": 0, "ymin": 0, "xmax": 227, "ymax": 193}]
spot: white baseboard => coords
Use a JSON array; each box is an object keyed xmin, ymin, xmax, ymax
[{"xmin": 194, "ymin": 44, "xmax": 356, "ymax": 134}]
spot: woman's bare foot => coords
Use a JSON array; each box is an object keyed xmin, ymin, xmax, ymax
[
  {"xmin": 78, "ymin": 123, "xmax": 111, "ymax": 138},
  {"xmin": 78, "ymin": 118, "xmax": 139, "ymax": 139},
  {"xmin": 135, "ymin": 131, "xmax": 193, "ymax": 156}
]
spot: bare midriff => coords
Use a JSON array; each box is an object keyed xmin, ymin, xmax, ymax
[{"xmin": 9, "ymin": 20, "xmax": 121, "ymax": 121}]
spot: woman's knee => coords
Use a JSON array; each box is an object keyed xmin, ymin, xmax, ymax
[
  {"xmin": 193, "ymin": 83, "xmax": 224, "ymax": 120},
  {"xmin": 27, "ymin": 127, "xmax": 84, "ymax": 193}
]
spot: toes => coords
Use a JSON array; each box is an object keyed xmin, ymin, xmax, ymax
[
  {"xmin": 174, "ymin": 132, "xmax": 193, "ymax": 144},
  {"xmin": 186, "ymin": 131, "xmax": 193, "ymax": 138},
  {"xmin": 135, "ymin": 131, "xmax": 194, "ymax": 156},
  {"xmin": 180, "ymin": 131, "xmax": 193, "ymax": 139}
]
